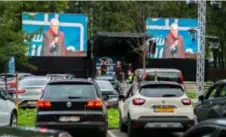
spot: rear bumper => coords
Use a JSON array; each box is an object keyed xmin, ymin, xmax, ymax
[
  {"xmin": 131, "ymin": 116, "xmax": 195, "ymax": 130},
  {"xmin": 36, "ymin": 121, "xmax": 107, "ymax": 132}
]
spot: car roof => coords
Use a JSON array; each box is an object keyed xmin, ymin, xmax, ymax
[
  {"xmin": 22, "ymin": 76, "xmax": 49, "ymax": 80},
  {"xmin": 139, "ymin": 81, "xmax": 182, "ymax": 87},
  {"xmin": 135, "ymin": 68, "xmax": 181, "ymax": 73},
  {"xmin": 48, "ymin": 78, "xmax": 93, "ymax": 84},
  {"xmin": 213, "ymin": 79, "xmax": 226, "ymax": 85},
  {"xmin": 95, "ymin": 80, "xmax": 112, "ymax": 83}
]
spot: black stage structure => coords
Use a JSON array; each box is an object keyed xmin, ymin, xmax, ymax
[{"xmin": 90, "ymin": 32, "xmax": 209, "ymax": 81}]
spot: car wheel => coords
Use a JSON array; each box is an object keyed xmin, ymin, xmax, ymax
[
  {"xmin": 127, "ymin": 116, "xmax": 138, "ymax": 137},
  {"xmin": 98, "ymin": 131, "xmax": 107, "ymax": 137},
  {"xmin": 10, "ymin": 112, "xmax": 17, "ymax": 127},
  {"xmin": 119, "ymin": 111, "xmax": 127, "ymax": 132}
]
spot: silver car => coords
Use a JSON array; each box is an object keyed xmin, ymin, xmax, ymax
[{"xmin": 13, "ymin": 76, "xmax": 50, "ymax": 107}]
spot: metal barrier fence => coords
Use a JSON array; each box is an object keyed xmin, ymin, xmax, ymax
[{"xmin": 184, "ymin": 81, "xmax": 213, "ymax": 92}]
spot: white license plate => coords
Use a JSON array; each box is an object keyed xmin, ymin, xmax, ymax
[{"xmin": 59, "ymin": 116, "xmax": 80, "ymax": 122}]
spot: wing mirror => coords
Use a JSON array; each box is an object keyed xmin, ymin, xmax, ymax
[{"xmin": 198, "ymin": 95, "xmax": 204, "ymax": 102}]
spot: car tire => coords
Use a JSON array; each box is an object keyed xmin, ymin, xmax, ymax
[
  {"xmin": 98, "ymin": 131, "xmax": 107, "ymax": 137},
  {"xmin": 10, "ymin": 112, "xmax": 17, "ymax": 127},
  {"xmin": 127, "ymin": 116, "xmax": 138, "ymax": 137},
  {"xmin": 119, "ymin": 111, "xmax": 127, "ymax": 132}
]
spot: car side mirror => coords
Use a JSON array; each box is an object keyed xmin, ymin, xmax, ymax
[
  {"xmin": 198, "ymin": 95, "xmax": 204, "ymax": 102},
  {"xmin": 119, "ymin": 95, "xmax": 125, "ymax": 100}
]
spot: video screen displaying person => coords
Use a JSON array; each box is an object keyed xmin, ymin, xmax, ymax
[
  {"xmin": 41, "ymin": 18, "xmax": 66, "ymax": 56},
  {"xmin": 162, "ymin": 23, "xmax": 185, "ymax": 58}
]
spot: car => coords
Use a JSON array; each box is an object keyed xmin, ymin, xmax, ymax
[
  {"xmin": 194, "ymin": 79, "xmax": 226, "ymax": 122},
  {"xmin": 96, "ymin": 80, "xmax": 119, "ymax": 108},
  {"xmin": 95, "ymin": 75, "xmax": 120, "ymax": 91},
  {"xmin": 35, "ymin": 79, "xmax": 108, "ymax": 137},
  {"xmin": 10, "ymin": 76, "xmax": 50, "ymax": 108},
  {"xmin": 0, "ymin": 73, "xmax": 33, "ymax": 88},
  {"xmin": 131, "ymin": 68, "xmax": 184, "ymax": 84},
  {"xmin": 0, "ymin": 89, "xmax": 17, "ymax": 127},
  {"xmin": 46, "ymin": 74, "xmax": 75, "ymax": 81},
  {"xmin": 118, "ymin": 81, "xmax": 195, "ymax": 137},
  {"xmin": 0, "ymin": 126, "xmax": 72, "ymax": 137},
  {"xmin": 183, "ymin": 118, "xmax": 226, "ymax": 137}
]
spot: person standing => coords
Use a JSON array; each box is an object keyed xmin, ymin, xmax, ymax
[
  {"xmin": 115, "ymin": 61, "xmax": 122, "ymax": 81},
  {"xmin": 162, "ymin": 23, "xmax": 185, "ymax": 58},
  {"xmin": 41, "ymin": 18, "xmax": 66, "ymax": 56}
]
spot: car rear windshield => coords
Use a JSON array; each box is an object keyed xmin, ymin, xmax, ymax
[
  {"xmin": 140, "ymin": 84, "xmax": 184, "ymax": 97},
  {"xmin": 43, "ymin": 83, "xmax": 97, "ymax": 99},
  {"xmin": 144, "ymin": 72, "xmax": 180, "ymax": 82}
]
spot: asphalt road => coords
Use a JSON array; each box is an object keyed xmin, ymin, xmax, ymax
[{"xmin": 107, "ymin": 130, "xmax": 183, "ymax": 137}]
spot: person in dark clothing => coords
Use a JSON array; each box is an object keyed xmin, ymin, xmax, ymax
[
  {"xmin": 115, "ymin": 61, "xmax": 122, "ymax": 81},
  {"xmin": 100, "ymin": 61, "xmax": 108, "ymax": 75}
]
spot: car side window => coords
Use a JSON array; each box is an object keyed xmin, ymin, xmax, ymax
[
  {"xmin": 206, "ymin": 85, "xmax": 220, "ymax": 99},
  {"xmin": 218, "ymin": 85, "xmax": 226, "ymax": 98},
  {"xmin": 219, "ymin": 129, "xmax": 226, "ymax": 137}
]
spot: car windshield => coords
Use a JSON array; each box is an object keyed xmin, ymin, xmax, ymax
[
  {"xmin": 19, "ymin": 78, "xmax": 49, "ymax": 87},
  {"xmin": 43, "ymin": 83, "xmax": 97, "ymax": 99},
  {"xmin": 95, "ymin": 76, "xmax": 114, "ymax": 81},
  {"xmin": 144, "ymin": 72, "xmax": 180, "ymax": 82},
  {"xmin": 140, "ymin": 84, "xmax": 184, "ymax": 97},
  {"xmin": 96, "ymin": 81, "xmax": 115, "ymax": 91}
]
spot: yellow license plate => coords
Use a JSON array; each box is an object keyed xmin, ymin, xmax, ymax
[{"xmin": 155, "ymin": 107, "xmax": 174, "ymax": 112}]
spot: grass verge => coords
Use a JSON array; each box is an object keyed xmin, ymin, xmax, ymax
[
  {"xmin": 186, "ymin": 91, "xmax": 197, "ymax": 99},
  {"xmin": 18, "ymin": 108, "xmax": 119, "ymax": 129}
]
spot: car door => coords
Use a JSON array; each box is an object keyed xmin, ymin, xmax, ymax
[
  {"xmin": 0, "ymin": 89, "xmax": 10, "ymax": 126},
  {"xmin": 195, "ymin": 83, "xmax": 221, "ymax": 121}
]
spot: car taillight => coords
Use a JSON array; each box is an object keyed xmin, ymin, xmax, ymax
[
  {"xmin": 36, "ymin": 100, "xmax": 52, "ymax": 108},
  {"xmin": 179, "ymin": 73, "xmax": 184, "ymax": 84},
  {"xmin": 181, "ymin": 98, "xmax": 191, "ymax": 105},
  {"xmin": 132, "ymin": 98, "xmax": 145, "ymax": 105},
  {"xmin": 18, "ymin": 89, "xmax": 26, "ymax": 94},
  {"xmin": 8, "ymin": 81, "xmax": 16, "ymax": 87},
  {"xmin": 86, "ymin": 99, "xmax": 103, "ymax": 108}
]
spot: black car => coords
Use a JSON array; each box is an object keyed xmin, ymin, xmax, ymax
[
  {"xmin": 96, "ymin": 80, "xmax": 119, "ymax": 108},
  {"xmin": 0, "ymin": 126, "xmax": 72, "ymax": 137},
  {"xmin": 35, "ymin": 79, "xmax": 108, "ymax": 137},
  {"xmin": 183, "ymin": 119, "xmax": 226, "ymax": 137},
  {"xmin": 194, "ymin": 79, "xmax": 226, "ymax": 122},
  {"xmin": 95, "ymin": 75, "xmax": 120, "ymax": 91}
]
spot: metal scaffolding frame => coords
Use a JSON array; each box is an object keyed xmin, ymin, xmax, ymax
[{"xmin": 196, "ymin": 1, "xmax": 206, "ymax": 94}]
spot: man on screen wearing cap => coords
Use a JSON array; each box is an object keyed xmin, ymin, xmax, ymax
[
  {"xmin": 162, "ymin": 23, "xmax": 185, "ymax": 58},
  {"xmin": 41, "ymin": 18, "xmax": 66, "ymax": 56}
]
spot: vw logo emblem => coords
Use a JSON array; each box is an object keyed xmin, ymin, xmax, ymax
[{"xmin": 67, "ymin": 102, "xmax": 72, "ymax": 108}]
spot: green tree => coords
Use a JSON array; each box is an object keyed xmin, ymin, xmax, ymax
[{"xmin": 0, "ymin": 1, "xmax": 69, "ymax": 72}]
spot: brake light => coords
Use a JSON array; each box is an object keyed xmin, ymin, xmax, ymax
[
  {"xmin": 132, "ymin": 98, "xmax": 145, "ymax": 105},
  {"xmin": 179, "ymin": 73, "xmax": 184, "ymax": 84},
  {"xmin": 86, "ymin": 99, "xmax": 103, "ymax": 108},
  {"xmin": 18, "ymin": 89, "xmax": 26, "ymax": 94},
  {"xmin": 181, "ymin": 98, "xmax": 191, "ymax": 105},
  {"xmin": 8, "ymin": 81, "xmax": 16, "ymax": 87},
  {"xmin": 36, "ymin": 100, "xmax": 52, "ymax": 108}
]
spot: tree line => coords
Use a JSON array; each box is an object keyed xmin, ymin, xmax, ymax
[{"xmin": 0, "ymin": 1, "xmax": 225, "ymax": 70}]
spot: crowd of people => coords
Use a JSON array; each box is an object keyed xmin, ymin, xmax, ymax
[{"xmin": 99, "ymin": 60, "xmax": 133, "ymax": 81}]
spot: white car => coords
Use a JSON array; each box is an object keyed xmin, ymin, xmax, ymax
[
  {"xmin": 0, "ymin": 89, "xmax": 17, "ymax": 127},
  {"xmin": 118, "ymin": 81, "xmax": 195, "ymax": 137}
]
